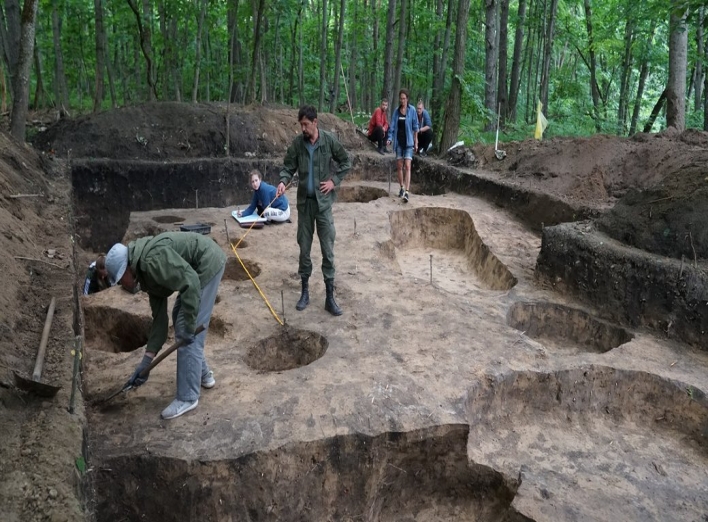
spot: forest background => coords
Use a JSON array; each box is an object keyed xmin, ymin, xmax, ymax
[{"xmin": 0, "ymin": 0, "xmax": 706, "ymax": 152}]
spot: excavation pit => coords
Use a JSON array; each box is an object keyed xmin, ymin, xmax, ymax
[
  {"xmin": 93, "ymin": 425, "xmax": 521, "ymax": 522},
  {"xmin": 507, "ymin": 301, "xmax": 634, "ymax": 354},
  {"xmin": 84, "ymin": 306, "xmax": 151, "ymax": 353},
  {"xmin": 244, "ymin": 326, "xmax": 328, "ymax": 372},
  {"xmin": 223, "ymin": 257, "xmax": 261, "ymax": 281},
  {"xmin": 337, "ymin": 185, "xmax": 388, "ymax": 203},
  {"xmin": 152, "ymin": 215, "xmax": 185, "ymax": 224},
  {"xmin": 389, "ymin": 207, "xmax": 517, "ymax": 291},
  {"xmin": 229, "ymin": 238, "xmax": 249, "ymax": 249},
  {"xmin": 467, "ymin": 366, "xmax": 708, "ymax": 521}
]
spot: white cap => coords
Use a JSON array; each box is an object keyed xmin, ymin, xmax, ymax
[{"xmin": 105, "ymin": 243, "xmax": 128, "ymax": 285}]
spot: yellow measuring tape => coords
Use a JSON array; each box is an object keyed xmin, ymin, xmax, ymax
[{"xmin": 229, "ymin": 182, "xmax": 292, "ymax": 326}]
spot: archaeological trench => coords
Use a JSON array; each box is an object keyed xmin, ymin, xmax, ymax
[{"xmin": 32, "ymin": 110, "xmax": 708, "ymax": 521}]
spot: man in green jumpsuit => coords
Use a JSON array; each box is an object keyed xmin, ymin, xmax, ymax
[
  {"xmin": 105, "ymin": 231, "xmax": 226, "ymax": 419},
  {"xmin": 276, "ymin": 105, "xmax": 351, "ymax": 316}
]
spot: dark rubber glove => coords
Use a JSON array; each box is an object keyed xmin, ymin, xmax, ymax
[
  {"xmin": 129, "ymin": 353, "xmax": 154, "ymax": 386},
  {"xmin": 176, "ymin": 331, "xmax": 196, "ymax": 346}
]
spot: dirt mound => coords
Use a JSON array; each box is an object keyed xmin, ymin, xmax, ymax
[
  {"xmin": 32, "ymin": 102, "xmax": 370, "ymax": 160},
  {"xmin": 471, "ymin": 130, "xmax": 708, "ymax": 258}
]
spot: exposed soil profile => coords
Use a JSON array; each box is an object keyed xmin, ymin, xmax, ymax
[{"xmin": 2, "ymin": 104, "xmax": 708, "ymax": 522}]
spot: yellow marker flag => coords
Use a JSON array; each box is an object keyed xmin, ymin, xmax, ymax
[{"xmin": 534, "ymin": 100, "xmax": 548, "ymax": 140}]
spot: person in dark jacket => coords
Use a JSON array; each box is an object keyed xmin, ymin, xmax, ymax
[
  {"xmin": 83, "ymin": 254, "xmax": 109, "ymax": 295},
  {"xmin": 276, "ymin": 105, "xmax": 351, "ymax": 316},
  {"xmin": 237, "ymin": 169, "xmax": 290, "ymax": 222},
  {"xmin": 105, "ymin": 231, "xmax": 226, "ymax": 420}
]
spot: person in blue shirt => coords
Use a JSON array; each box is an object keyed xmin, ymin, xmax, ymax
[
  {"xmin": 387, "ymin": 89, "xmax": 419, "ymax": 203},
  {"xmin": 416, "ymin": 100, "xmax": 433, "ymax": 156},
  {"xmin": 237, "ymin": 169, "xmax": 291, "ymax": 222}
]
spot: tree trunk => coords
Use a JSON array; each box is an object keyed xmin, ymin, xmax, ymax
[
  {"xmin": 507, "ymin": 0, "xmax": 525, "ymax": 122},
  {"xmin": 538, "ymin": 0, "xmax": 558, "ymax": 112},
  {"xmin": 431, "ymin": 0, "xmax": 454, "ymax": 134},
  {"xmin": 103, "ymin": 25, "xmax": 117, "ymax": 108},
  {"xmin": 496, "ymin": 0, "xmax": 509, "ymax": 125},
  {"xmin": 346, "ymin": 0, "xmax": 357, "ymax": 112},
  {"xmin": 126, "ymin": 0, "xmax": 157, "ymax": 101},
  {"xmin": 51, "ymin": 0, "xmax": 69, "ymax": 112},
  {"xmin": 695, "ymin": 7, "xmax": 704, "ymax": 112},
  {"xmin": 382, "ymin": 0, "xmax": 395, "ymax": 105},
  {"xmin": 192, "ymin": 0, "xmax": 208, "ymax": 102},
  {"xmin": 643, "ymin": 89, "xmax": 666, "ymax": 133},
  {"xmin": 583, "ymin": 0, "xmax": 601, "ymax": 131},
  {"xmin": 667, "ymin": 5, "xmax": 688, "ymax": 131},
  {"xmin": 298, "ymin": 5, "xmax": 304, "ymax": 106},
  {"xmin": 330, "ymin": 0, "xmax": 345, "ymax": 113},
  {"xmin": 484, "ymin": 0, "xmax": 498, "ymax": 130},
  {"xmin": 629, "ymin": 20, "xmax": 655, "ymax": 135},
  {"xmin": 227, "ymin": 0, "xmax": 241, "ymax": 103},
  {"xmin": 32, "ymin": 38, "xmax": 43, "ymax": 109},
  {"xmin": 9, "ymin": 0, "xmax": 39, "ymax": 141},
  {"xmin": 439, "ymin": 0, "xmax": 471, "ymax": 153},
  {"xmin": 93, "ymin": 0, "xmax": 106, "ymax": 111},
  {"xmin": 1, "ymin": 0, "xmax": 21, "ymax": 91},
  {"xmin": 0, "ymin": 61, "xmax": 7, "ymax": 113},
  {"xmin": 617, "ymin": 16, "xmax": 634, "ymax": 135},
  {"xmin": 318, "ymin": 0, "xmax": 327, "ymax": 111},
  {"xmin": 393, "ymin": 0, "xmax": 407, "ymax": 103},
  {"xmin": 370, "ymin": 0, "xmax": 378, "ymax": 113}
]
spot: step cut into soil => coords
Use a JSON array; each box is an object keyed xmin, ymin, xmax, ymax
[
  {"xmin": 336, "ymin": 185, "xmax": 388, "ymax": 203},
  {"xmin": 223, "ymin": 257, "xmax": 261, "ymax": 281}
]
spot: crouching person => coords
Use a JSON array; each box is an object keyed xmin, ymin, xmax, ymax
[{"xmin": 105, "ymin": 231, "xmax": 226, "ymax": 420}]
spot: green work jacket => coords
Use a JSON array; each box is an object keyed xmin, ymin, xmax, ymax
[
  {"xmin": 279, "ymin": 129, "xmax": 351, "ymax": 211},
  {"xmin": 128, "ymin": 232, "xmax": 226, "ymax": 353}
]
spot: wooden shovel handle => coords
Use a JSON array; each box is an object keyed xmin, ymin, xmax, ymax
[
  {"xmin": 139, "ymin": 324, "xmax": 206, "ymax": 377},
  {"xmin": 32, "ymin": 297, "xmax": 57, "ymax": 382}
]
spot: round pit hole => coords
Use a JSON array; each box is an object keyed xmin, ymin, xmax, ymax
[
  {"xmin": 208, "ymin": 315, "xmax": 228, "ymax": 337},
  {"xmin": 507, "ymin": 301, "xmax": 633, "ymax": 354},
  {"xmin": 337, "ymin": 185, "xmax": 389, "ymax": 203},
  {"xmin": 229, "ymin": 238, "xmax": 249, "ymax": 249},
  {"xmin": 152, "ymin": 215, "xmax": 185, "ymax": 224},
  {"xmin": 223, "ymin": 257, "xmax": 261, "ymax": 281},
  {"xmin": 245, "ymin": 326, "xmax": 327, "ymax": 371},
  {"xmin": 84, "ymin": 306, "xmax": 151, "ymax": 353}
]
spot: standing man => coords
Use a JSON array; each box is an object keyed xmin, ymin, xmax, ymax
[
  {"xmin": 276, "ymin": 105, "xmax": 351, "ymax": 316},
  {"xmin": 367, "ymin": 99, "xmax": 390, "ymax": 155},
  {"xmin": 105, "ymin": 231, "xmax": 226, "ymax": 420},
  {"xmin": 416, "ymin": 100, "xmax": 433, "ymax": 156}
]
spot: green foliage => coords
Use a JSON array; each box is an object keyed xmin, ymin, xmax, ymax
[{"xmin": 8, "ymin": 0, "xmax": 706, "ymax": 142}]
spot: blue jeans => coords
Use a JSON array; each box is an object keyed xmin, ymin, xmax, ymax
[
  {"xmin": 395, "ymin": 145, "xmax": 413, "ymax": 160},
  {"xmin": 171, "ymin": 262, "xmax": 225, "ymax": 402}
]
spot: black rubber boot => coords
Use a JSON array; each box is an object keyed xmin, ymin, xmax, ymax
[
  {"xmin": 324, "ymin": 279, "xmax": 343, "ymax": 316},
  {"xmin": 296, "ymin": 277, "xmax": 309, "ymax": 311}
]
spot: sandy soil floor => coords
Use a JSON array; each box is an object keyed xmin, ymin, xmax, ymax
[{"xmin": 83, "ymin": 181, "xmax": 708, "ymax": 520}]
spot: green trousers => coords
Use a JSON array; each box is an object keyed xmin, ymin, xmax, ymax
[{"xmin": 297, "ymin": 198, "xmax": 336, "ymax": 281}]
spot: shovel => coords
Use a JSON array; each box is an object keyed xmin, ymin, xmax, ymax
[
  {"xmin": 93, "ymin": 324, "xmax": 206, "ymax": 405},
  {"xmin": 14, "ymin": 297, "xmax": 63, "ymax": 397},
  {"xmin": 494, "ymin": 103, "xmax": 507, "ymax": 160}
]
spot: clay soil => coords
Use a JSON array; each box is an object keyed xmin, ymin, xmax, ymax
[{"xmin": 0, "ymin": 103, "xmax": 706, "ymax": 521}]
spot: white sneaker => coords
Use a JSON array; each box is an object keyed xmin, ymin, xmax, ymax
[
  {"xmin": 201, "ymin": 371, "xmax": 216, "ymax": 389},
  {"xmin": 161, "ymin": 399, "xmax": 198, "ymax": 420}
]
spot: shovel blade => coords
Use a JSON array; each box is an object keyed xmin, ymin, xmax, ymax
[{"xmin": 13, "ymin": 371, "xmax": 62, "ymax": 398}]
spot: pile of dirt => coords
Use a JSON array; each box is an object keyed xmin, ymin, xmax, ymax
[
  {"xmin": 32, "ymin": 102, "xmax": 370, "ymax": 160},
  {"xmin": 472, "ymin": 128, "xmax": 708, "ymax": 258},
  {"xmin": 0, "ymin": 132, "xmax": 84, "ymax": 522}
]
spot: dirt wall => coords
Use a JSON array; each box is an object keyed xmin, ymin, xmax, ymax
[{"xmin": 536, "ymin": 222, "xmax": 708, "ymax": 347}]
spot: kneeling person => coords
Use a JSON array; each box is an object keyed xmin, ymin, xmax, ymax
[
  {"xmin": 237, "ymin": 169, "xmax": 291, "ymax": 223},
  {"xmin": 105, "ymin": 231, "xmax": 226, "ymax": 420}
]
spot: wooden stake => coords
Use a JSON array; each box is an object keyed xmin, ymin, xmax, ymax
[{"xmin": 430, "ymin": 254, "xmax": 433, "ymax": 285}]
